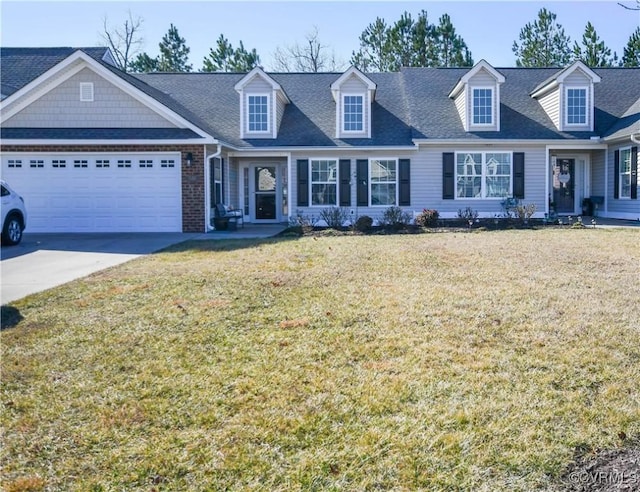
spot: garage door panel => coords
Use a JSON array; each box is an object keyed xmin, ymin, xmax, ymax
[{"xmin": 2, "ymin": 153, "xmax": 183, "ymax": 232}]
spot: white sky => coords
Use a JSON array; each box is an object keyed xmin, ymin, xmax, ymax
[{"xmin": 2, "ymin": 1, "xmax": 639, "ymax": 70}]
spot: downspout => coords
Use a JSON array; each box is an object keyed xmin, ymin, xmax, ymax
[
  {"xmin": 631, "ymin": 133, "xmax": 640, "ymax": 145},
  {"xmin": 205, "ymin": 144, "xmax": 222, "ymax": 232}
]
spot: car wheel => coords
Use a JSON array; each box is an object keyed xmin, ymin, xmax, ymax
[{"xmin": 2, "ymin": 215, "xmax": 23, "ymax": 245}]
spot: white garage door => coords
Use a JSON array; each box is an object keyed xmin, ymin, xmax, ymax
[{"xmin": 1, "ymin": 153, "xmax": 182, "ymax": 232}]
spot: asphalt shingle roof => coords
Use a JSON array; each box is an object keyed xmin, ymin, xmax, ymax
[
  {"xmin": 0, "ymin": 127, "xmax": 202, "ymax": 140},
  {"xmin": 0, "ymin": 47, "xmax": 110, "ymax": 96},
  {"xmin": 2, "ymin": 47, "xmax": 639, "ymax": 146}
]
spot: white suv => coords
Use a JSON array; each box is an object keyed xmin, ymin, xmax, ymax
[{"xmin": 1, "ymin": 180, "xmax": 27, "ymax": 245}]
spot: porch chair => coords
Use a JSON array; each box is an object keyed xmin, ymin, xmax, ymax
[{"xmin": 213, "ymin": 204, "xmax": 244, "ymax": 230}]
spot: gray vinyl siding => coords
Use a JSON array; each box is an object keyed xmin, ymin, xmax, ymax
[
  {"xmin": 275, "ymin": 92, "xmax": 287, "ymax": 137},
  {"xmin": 227, "ymin": 157, "xmax": 239, "ymax": 209},
  {"xmin": 413, "ymin": 145, "xmax": 547, "ymax": 217},
  {"xmin": 607, "ymin": 144, "xmax": 640, "ymax": 216},
  {"xmin": 289, "ymin": 146, "xmax": 547, "ymax": 221},
  {"xmin": 5, "ymin": 67, "xmax": 176, "ymax": 128},
  {"xmin": 591, "ymin": 149, "xmax": 606, "ymax": 197},
  {"xmin": 337, "ymin": 74, "xmax": 369, "ymax": 139},
  {"xmin": 453, "ymin": 90, "xmax": 466, "ymax": 130},
  {"xmin": 538, "ymin": 88, "xmax": 560, "ymax": 130}
]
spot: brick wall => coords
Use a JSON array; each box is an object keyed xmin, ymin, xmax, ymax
[{"xmin": 0, "ymin": 144, "xmax": 206, "ymax": 232}]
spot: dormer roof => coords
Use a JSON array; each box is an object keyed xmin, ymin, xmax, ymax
[
  {"xmin": 530, "ymin": 60, "xmax": 601, "ymax": 98},
  {"xmin": 330, "ymin": 66, "xmax": 376, "ymax": 102},
  {"xmin": 234, "ymin": 67, "xmax": 290, "ymax": 103},
  {"xmin": 448, "ymin": 59, "xmax": 505, "ymax": 99}
]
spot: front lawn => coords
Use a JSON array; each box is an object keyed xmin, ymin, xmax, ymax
[{"xmin": 2, "ymin": 229, "xmax": 639, "ymax": 491}]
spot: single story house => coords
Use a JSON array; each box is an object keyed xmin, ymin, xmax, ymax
[{"xmin": 0, "ymin": 47, "xmax": 638, "ymax": 233}]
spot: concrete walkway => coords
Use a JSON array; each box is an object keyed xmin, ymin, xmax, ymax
[{"xmin": 0, "ymin": 226, "xmax": 287, "ymax": 304}]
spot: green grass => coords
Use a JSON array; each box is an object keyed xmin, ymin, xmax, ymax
[{"xmin": 2, "ymin": 229, "xmax": 639, "ymax": 491}]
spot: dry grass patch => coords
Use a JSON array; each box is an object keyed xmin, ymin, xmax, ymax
[{"xmin": 2, "ymin": 229, "xmax": 639, "ymax": 491}]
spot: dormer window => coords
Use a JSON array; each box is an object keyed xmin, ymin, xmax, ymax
[
  {"xmin": 449, "ymin": 60, "xmax": 504, "ymax": 132},
  {"xmin": 235, "ymin": 67, "xmax": 290, "ymax": 139},
  {"xmin": 472, "ymin": 88, "xmax": 493, "ymax": 125},
  {"xmin": 331, "ymin": 67, "xmax": 376, "ymax": 139},
  {"xmin": 247, "ymin": 94, "xmax": 269, "ymax": 133},
  {"xmin": 565, "ymin": 87, "xmax": 587, "ymax": 126},
  {"xmin": 530, "ymin": 61, "xmax": 600, "ymax": 132},
  {"xmin": 343, "ymin": 94, "xmax": 364, "ymax": 132}
]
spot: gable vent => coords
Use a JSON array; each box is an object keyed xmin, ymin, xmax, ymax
[{"xmin": 80, "ymin": 82, "xmax": 94, "ymax": 102}]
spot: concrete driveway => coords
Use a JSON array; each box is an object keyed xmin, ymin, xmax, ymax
[{"xmin": 1, "ymin": 233, "xmax": 203, "ymax": 304}]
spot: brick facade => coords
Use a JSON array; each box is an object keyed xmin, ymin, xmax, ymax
[{"xmin": 0, "ymin": 144, "xmax": 206, "ymax": 232}]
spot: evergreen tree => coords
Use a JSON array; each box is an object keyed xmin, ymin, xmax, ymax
[
  {"xmin": 129, "ymin": 52, "xmax": 158, "ymax": 73},
  {"xmin": 512, "ymin": 8, "xmax": 571, "ymax": 67},
  {"xmin": 350, "ymin": 17, "xmax": 394, "ymax": 72},
  {"xmin": 202, "ymin": 35, "xmax": 260, "ymax": 72},
  {"xmin": 157, "ymin": 24, "xmax": 192, "ymax": 72},
  {"xmin": 434, "ymin": 13, "xmax": 473, "ymax": 67},
  {"xmin": 572, "ymin": 22, "xmax": 614, "ymax": 67},
  {"xmin": 411, "ymin": 10, "xmax": 439, "ymax": 67},
  {"xmin": 388, "ymin": 12, "xmax": 416, "ymax": 70},
  {"xmin": 622, "ymin": 27, "xmax": 640, "ymax": 67},
  {"xmin": 350, "ymin": 11, "xmax": 472, "ymax": 72}
]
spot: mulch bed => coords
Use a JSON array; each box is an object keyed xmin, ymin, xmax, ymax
[{"xmin": 559, "ymin": 440, "xmax": 640, "ymax": 491}]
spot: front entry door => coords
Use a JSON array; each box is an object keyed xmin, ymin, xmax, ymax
[
  {"xmin": 553, "ymin": 158, "xmax": 575, "ymax": 213},
  {"xmin": 255, "ymin": 166, "xmax": 277, "ymax": 220}
]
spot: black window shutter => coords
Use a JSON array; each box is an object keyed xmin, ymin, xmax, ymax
[
  {"xmin": 356, "ymin": 159, "xmax": 368, "ymax": 206},
  {"xmin": 339, "ymin": 159, "xmax": 351, "ymax": 206},
  {"xmin": 399, "ymin": 159, "xmax": 411, "ymax": 206},
  {"xmin": 297, "ymin": 159, "xmax": 309, "ymax": 207},
  {"xmin": 614, "ymin": 150, "xmax": 620, "ymax": 199},
  {"xmin": 513, "ymin": 152, "xmax": 525, "ymax": 199},
  {"xmin": 631, "ymin": 146, "xmax": 638, "ymax": 200},
  {"xmin": 442, "ymin": 153, "xmax": 455, "ymax": 200}
]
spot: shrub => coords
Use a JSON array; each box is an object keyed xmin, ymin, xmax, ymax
[
  {"xmin": 319, "ymin": 207, "xmax": 349, "ymax": 229},
  {"xmin": 380, "ymin": 206, "xmax": 412, "ymax": 229},
  {"xmin": 415, "ymin": 209, "xmax": 439, "ymax": 227},
  {"xmin": 515, "ymin": 203, "xmax": 536, "ymax": 224},
  {"xmin": 289, "ymin": 211, "xmax": 317, "ymax": 233},
  {"xmin": 354, "ymin": 215, "xmax": 373, "ymax": 232},
  {"xmin": 457, "ymin": 207, "xmax": 479, "ymax": 221}
]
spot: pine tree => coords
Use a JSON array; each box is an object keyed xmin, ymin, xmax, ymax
[
  {"xmin": 434, "ymin": 13, "xmax": 473, "ymax": 67},
  {"xmin": 157, "ymin": 24, "xmax": 192, "ymax": 72},
  {"xmin": 350, "ymin": 17, "xmax": 394, "ymax": 72},
  {"xmin": 201, "ymin": 35, "xmax": 260, "ymax": 72},
  {"xmin": 350, "ymin": 11, "xmax": 473, "ymax": 72},
  {"xmin": 129, "ymin": 52, "xmax": 158, "ymax": 73},
  {"xmin": 512, "ymin": 8, "xmax": 571, "ymax": 67},
  {"xmin": 622, "ymin": 27, "xmax": 640, "ymax": 67},
  {"xmin": 572, "ymin": 22, "xmax": 614, "ymax": 67}
]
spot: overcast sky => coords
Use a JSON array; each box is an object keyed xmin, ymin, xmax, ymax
[{"xmin": 2, "ymin": 1, "xmax": 639, "ymax": 70}]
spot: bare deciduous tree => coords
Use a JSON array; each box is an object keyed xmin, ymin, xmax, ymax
[
  {"xmin": 271, "ymin": 27, "xmax": 344, "ymax": 72},
  {"xmin": 101, "ymin": 11, "xmax": 144, "ymax": 72}
]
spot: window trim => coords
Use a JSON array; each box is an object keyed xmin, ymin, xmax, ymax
[
  {"xmin": 245, "ymin": 93, "xmax": 271, "ymax": 134},
  {"xmin": 309, "ymin": 158, "xmax": 338, "ymax": 207},
  {"xmin": 618, "ymin": 146, "xmax": 633, "ymax": 200},
  {"xmin": 471, "ymin": 86, "xmax": 494, "ymax": 126},
  {"xmin": 369, "ymin": 157, "xmax": 398, "ymax": 207},
  {"xmin": 564, "ymin": 85, "xmax": 589, "ymax": 127},
  {"xmin": 454, "ymin": 151, "xmax": 514, "ymax": 200},
  {"xmin": 342, "ymin": 93, "xmax": 365, "ymax": 134}
]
